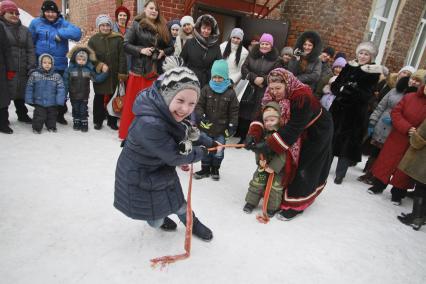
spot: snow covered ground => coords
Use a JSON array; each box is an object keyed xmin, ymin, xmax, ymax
[{"xmin": 1, "ymin": 99, "xmax": 426, "ymax": 284}]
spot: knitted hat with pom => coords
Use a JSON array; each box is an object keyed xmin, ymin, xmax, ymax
[{"xmin": 160, "ymin": 67, "xmax": 200, "ymax": 106}]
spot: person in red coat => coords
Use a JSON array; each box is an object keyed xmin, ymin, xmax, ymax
[{"xmin": 368, "ymin": 84, "xmax": 426, "ymax": 205}]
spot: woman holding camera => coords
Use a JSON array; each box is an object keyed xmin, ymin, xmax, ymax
[
  {"xmin": 119, "ymin": 0, "xmax": 174, "ymax": 140},
  {"xmin": 330, "ymin": 41, "xmax": 381, "ymax": 184}
]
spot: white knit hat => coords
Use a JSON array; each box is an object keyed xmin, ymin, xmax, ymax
[
  {"xmin": 180, "ymin": 15, "xmax": 194, "ymax": 26},
  {"xmin": 398, "ymin": 65, "xmax": 416, "ymax": 75},
  {"xmin": 96, "ymin": 14, "xmax": 112, "ymax": 29},
  {"xmin": 230, "ymin": 28, "xmax": 244, "ymax": 40}
]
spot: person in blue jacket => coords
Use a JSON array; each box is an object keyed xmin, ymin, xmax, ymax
[
  {"xmin": 29, "ymin": 0, "xmax": 81, "ymax": 125},
  {"xmin": 25, "ymin": 54, "xmax": 65, "ymax": 134},
  {"xmin": 114, "ymin": 67, "xmax": 220, "ymax": 242},
  {"xmin": 63, "ymin": 45, "xmax": 109, "ymax": 132}
]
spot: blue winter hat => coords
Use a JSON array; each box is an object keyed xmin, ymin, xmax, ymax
[{"xmin": 211, "ymin": 59, "xmax": 229, "ymax": 80}]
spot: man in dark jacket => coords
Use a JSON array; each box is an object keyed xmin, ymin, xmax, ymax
[{"xmin": 0, "ymin": 0, "xmax": 36, "ymax": 126}]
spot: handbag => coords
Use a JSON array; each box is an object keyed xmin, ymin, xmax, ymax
[
  {"xmin": 240, "ymin": 82, "xmax": 255, "ymax": 104},
  {"xmin": 107, "ymin": 82, "xmax": 126, "ymax": 118}
]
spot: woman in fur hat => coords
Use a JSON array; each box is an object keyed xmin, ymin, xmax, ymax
[
  {"xmin": 287, "ymin": 31, "xmax": 323, "ymax": 91},
  {"xmin": 114, "ymin": 67, "xmax": 220, "ymax": 241},
  {"xmin": 180, "ymin": 14, "xmax": 222, "ymax": 88},
  {"xmin": 330, "ymin": 41, "xmax": 382, "ymax": 184},
  {"xmin": 119, "ymin": 0, "xmax": 174, "ymax": 140},
  {"xmin": 245, "ymin": 68, "xmax": 334, "ymax": 220}
]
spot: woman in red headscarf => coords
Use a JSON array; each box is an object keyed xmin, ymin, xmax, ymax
[{"xmin": 245, "ymin": 68, "xmax": 333, "ymax": 220}]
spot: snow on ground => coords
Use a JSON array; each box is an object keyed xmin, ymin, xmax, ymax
[{"xmin": 1, "ymin": 99, "xmax": 426, "ymax": 284}]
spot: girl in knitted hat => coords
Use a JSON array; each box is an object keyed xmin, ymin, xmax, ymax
[
  {"xmin": 174, "ymin": 15, "xmax": 194, "ymax": 56},
  {"xmin": 194, "ymin": 59, "xmax": 239, "ymax": 180},
  {"xmin": 112, "ymin": 5, "xmax": 130, "ymax": 36},
  {"xmin": 319, "ymin": 57, "xmax": 347, "ymax": 110},
  {"xmin": 220, "ymin": 28, "xmax": 249, "ymax": 85},
  {"xmin": 114, "ymin": 67, "xmax": 220, "ymax": 241},
  {"xmin": 88, "ymin": 14, "xmax": 127, "ymax": 131},
  {"xmin": 243, "ymin": 102, "xmax": 286, "ymax": 217}
]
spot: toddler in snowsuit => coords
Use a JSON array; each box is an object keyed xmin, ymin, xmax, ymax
[
  {"xmin": 25, "ymin": 54, "xmax": 65, "ymax": 133},
  {"xmin": 63, "ymin": 45, "xmax": 108, "ymax": 132},
  {"xmin": 194, "ymin": 59, "xmax": 239, "ymax": 180},
  {"xmin": 243, "ymin": 102, "xmax": 286, "ymax": 217}
]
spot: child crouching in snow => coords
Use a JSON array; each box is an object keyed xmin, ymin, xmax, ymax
[
  {"xmin": 193, "ymin": 59, "xmax": 239, "ymax": 181},
  {"xmin": 114, "ymin": 67, "xmax": 221, "ymax": 242},
  {"xmin": 63, "ymin": 45, "xmax": 109, "ymax": 132},
  {"xmin": 243, "ymin": 102, "xmax": 286, "ymax": 217},
  {"xmin": 25, "ymin": 54, "xmax": 65, "ymax": 134}
]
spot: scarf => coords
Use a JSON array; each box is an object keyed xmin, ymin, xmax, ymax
[{"xmin": 209, "ymin": 79, "xmax": 231, "ymax": 94}]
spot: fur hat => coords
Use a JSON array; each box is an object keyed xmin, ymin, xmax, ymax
[
  {"xmin": 41, "ymin": 1, "xmax": 59, "ymax": 14},
  {"xmin": 180, "ymin": 15, "xmax": 194, "ymax": 26},
  {"xmin": 160, "ymin": 67, "xmax": 200, "ymax": 106},
  {"xmin": 410, "ymin": 69, "xmax": 426, "ymax": 85},
  {"xmin": 230, "ymin": 28, "xmax": 244, "ymax": 41},
  {"xmin": 115, "ymin": 6, "xmax": 130, "ymax": 26},
  {"xmin": 294, "ymin": 31, "xmax": 323, "ymax": 62},
  {"xmin": 96, "ymin": 14, "xmax": 113, "ymax": 29},
  {"xmin": 281, "ymin": 46, "xmax": 294, "ymax": 56},
  {"xmin": 0, "ymin": 0, "xmax": 19, "ymax": 16},
  {"xmin": 259, "ymin": 33, "xmax": 274, "ymax": 46},
  {"xmin": 262, "ymin": 101, "xmax": 281, "ymax": 121},
  {"xmin": 332, "ymin": 57, "xmax": 347, "ymax": 69},
  {"xmin": 398, "ymin": 65, "xmax": 416, "ymax": 75},
  {"xmin": 356, "ymin": 41, "xmax": 378, "ymax": 62}
]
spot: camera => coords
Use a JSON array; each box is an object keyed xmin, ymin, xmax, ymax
[
  {"xmin": 151, "ymin": 48, "xmax": 160, "ymax": 60},
  {"xmin": 293, "ymin": 48, "xmax": 306, "ymax": 56}
]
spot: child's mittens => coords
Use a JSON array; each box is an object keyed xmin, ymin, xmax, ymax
[
  {"xmin": 247, "ymin": 121, "xmax": 263, "ymax": 142},
  {"xmin": 225, "ymin": 123, "xmax": 237, "ymax": 138},
  {"xmin": 200, "ymin": 120, "xmax": 213, "ymax": 130}
]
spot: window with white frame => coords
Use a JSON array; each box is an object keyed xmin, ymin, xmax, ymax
[
  {"xmin": 367, "ymin": 0, "xmax": 399, "ymax": 63},
  {"xmin": 407, "ymin": 10, "xmax": 426, "ymax": 69},
  {"xmin": 137, "ymin": 0, "xmax": 146, "ymax": 14}
]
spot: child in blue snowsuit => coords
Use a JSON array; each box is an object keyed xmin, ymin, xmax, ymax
[{"xmin": 25, "ymin": 53, "xmax": 65, "ymax": 133}]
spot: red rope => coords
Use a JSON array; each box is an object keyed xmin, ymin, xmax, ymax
[
  {"xmin": 256, "ymin": 154, "xmax": 274, "ymax": 224},
  {"xmin": 207, "ymin": 143, "xmax": 245, "ymax": 152},
  {"xmin": 150, "ymin": 164, "xmax": 194, "ymax": 268}
]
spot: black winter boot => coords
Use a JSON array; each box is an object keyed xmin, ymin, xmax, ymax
[
  {"xmin": 81, "ymin": 120, "xmax": 88, "ymax": 132},
  {"xmin": 0, "ymin": 108, "xmax": 13, "ymax": 134},
  {"xmin": 160, "ymin": 217, "xmax": 177, "ymax": 231},
  {"xmin": 181, "ymin": 212, "xmax": 213, "ymax": 241},
  {"xmin": 277, "ymin": 209, "xmax": 303, "ymax": 221},
  {"xmin": 56, "ymin": 114, "xmax": 68, "ymax": 125},
  {"xmin": 17, "ymin": 113, "xmax": 32, "ymax": 124},
  {"xmin": 398, "ymin": 197, "xmax": 426, "ymax": 230},
  {"xmin": 391, "ymin": 187, "xmax": 406, "ymax": 206},
  {"xmin": 107, "ymin": 118, "xmax": 118, "ymax": 130},
  {"xmin": 73, "ymin": 119, "xmax": 81, "ymax": 131},
  {"xmin": 194, "ymin": 165, "xmax": 210, "ymax": 179},
  {"xmin": 211, "ymin": 166, "xmax": 220, "ymax": 181},
  {"xmin": 367, "ymin": 178, "xmax": 387, "ymax": 194},
  {"xmin": 243, "ymin": 203, "xmax": 255, "ymax": 214}
]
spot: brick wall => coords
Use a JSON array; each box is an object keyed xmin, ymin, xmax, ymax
[
  {"xmin": 13, "ymin": 0, "xmax": 63, "ymax": 17},
  {"xmin": 383, "ymin": 0, "xmax": 424, "ymax": 72},
  {"xmin": 281, "ymin": 0, "xmax": 373, "ymax": 61}
]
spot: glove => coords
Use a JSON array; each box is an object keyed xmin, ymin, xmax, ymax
[
  {"xmin": 368, "ymin": 126, "xmax": 374, "ymax": 137},
  {"xmin": 225, "ymin": 124, "xmax": 237, "ymax": 138},
  {"xmin": 252, "ymin": 141, "xmax": 273, "ymax": 155},
  {"xmin": 199, "ymin": 146, "xmax": 208, "ymax": 156},
  {"xmin": 200, "ymin": 120, "xmax": 213, "ymax": 130},
  {"xmin": 382, "ymin": 116, "xmax": 392, "ymax": 126},
  {"xmin": 178, "ymin": 140, "xmax": 192, "ymax": 155},
  {"xmin": 244, "ymin": 135, "xmax": 256, "ymax": 150},
  {"xmin": 6, "ymin": 71, "xmax": 16, "ymax": 80}
]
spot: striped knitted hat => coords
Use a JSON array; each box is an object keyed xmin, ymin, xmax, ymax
[{"xmin": 160, "ymin": 67, "xmax": 200, "ymax": 106}]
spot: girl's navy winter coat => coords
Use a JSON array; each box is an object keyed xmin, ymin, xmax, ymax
[
  {"xmin": 25, "ymin": 65, "xmax": 65, "ymax": 107},
  {"xmin": 114, "ymin": 82, "xmax": 212, "ymax": 221},
  {"xmin": 29, "ymin": 16, "xmax": 81, "ymax": 71}
]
